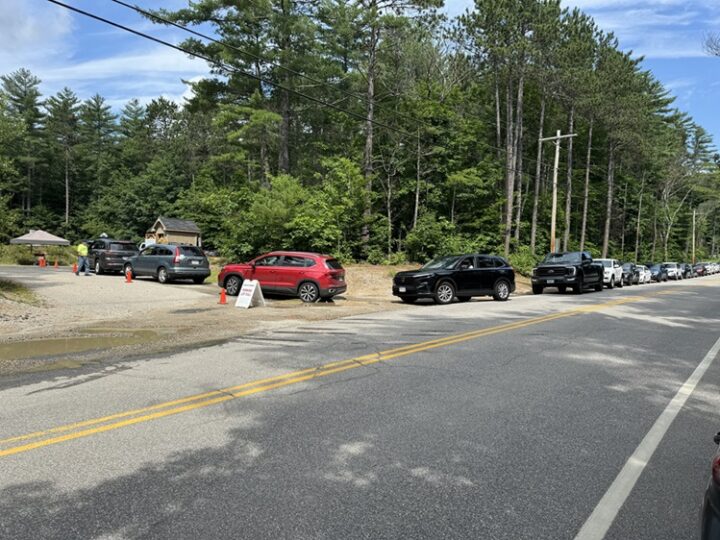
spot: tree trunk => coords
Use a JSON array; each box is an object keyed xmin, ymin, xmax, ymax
[
  {"xmin": 619, "ymin": 180, "xmax": 628, "ymax": 256},
  {"xmin": 601, "ymin": 144, "xmax": 615, "ymax": 258},
  {"xmin": 562, "ymin": 106, "xmax": 574, "ymax": 251},
  {"xmin": 579, "ymin": 119, "xmax": 593, "ymax": 251},
  {"xmin": 651, "ymin": 208, "xmax": 657, "ymax": 261},
  {"xmin": 494, "ymin": 72, "xmax": 502, "ymax": 160},
  {"xmin": 634, "ymin": 173, "xmax": 645, "ymax": 262},
  {"xmin": 387, "ymin": 175, "xmax": 392, "ymax": 256},
  {"xmin": 503, "ymin": 75, "xmax": 523, "ymax": 257},
  {"xmin": 361, "ymin": 20, "xmax": 379, "ymax": 252},
  {"xmin": 513, "ymin": 117, "xmax": 524, "ymax": 245},
  {"xmin": 530, "ymin": 97, "xmax": 545, "ymax": 254},
  {"xmin": 64, "ymin": 150, "xmax": 70, "ymax": 225},
  {"xmin": 413, "ymin": 130, "xmax": 421, "ymax": 228},
  {"xmin": 450, "ymin": 186, "xmax": 456, "ymax": 225},
  {"xmin": 278, "ymin": 88, "xmax": 290, "ymax": 173}
]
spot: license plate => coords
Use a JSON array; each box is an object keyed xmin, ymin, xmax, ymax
[
  {"xmin": 399, "ymin": 286, "xmax": 407, "ymax": 293},
  {"xmin": 547, "ymin": 279, "xmax": 555, "ymax": 284},
  {"xmin": 191, "ymin": 260, "xmax": 200, "ymax": 266}
]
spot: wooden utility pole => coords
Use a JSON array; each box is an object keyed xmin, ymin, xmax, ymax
[{"xmin": 540, "ymin": 130, "xmax": 576, "ymax": 253}]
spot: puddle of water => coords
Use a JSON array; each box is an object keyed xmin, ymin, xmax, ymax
[{"xmin": 0, "ymin": 330, "xmax": 157, "ymax": 361}]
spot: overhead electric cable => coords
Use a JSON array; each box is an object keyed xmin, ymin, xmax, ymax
[
  {"xmin": 109, "ymin": 0, "xmax": 436, "ymax": 132},
  {"xmin": 46, "ymin": 0, "xmax": 414, "ymax": 139}
]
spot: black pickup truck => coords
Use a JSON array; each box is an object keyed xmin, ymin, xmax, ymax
[{"xmin": 531, "ymin": 251, "xmax": 604, "ymax": 294}]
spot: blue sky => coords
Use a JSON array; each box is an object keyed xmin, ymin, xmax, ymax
[{"xmin": 1, "ymin": 0, "xmax": 719, "ymax": 143}]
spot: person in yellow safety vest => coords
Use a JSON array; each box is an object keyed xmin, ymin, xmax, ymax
[{"xmin": 75, "ymin": 241, "xmax": 90, "ymax": 276}]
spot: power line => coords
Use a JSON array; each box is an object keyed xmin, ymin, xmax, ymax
[
  {"xmin": 47, "ymin": 0, "xmax": 414, "ymax": 139},
  {"xmin": 109, "ymin": 0, "xmax": 436, "ymax": 133},
  {"xmin": 49, "ymin": 0, "xmax": 615, "ymax": 182}
]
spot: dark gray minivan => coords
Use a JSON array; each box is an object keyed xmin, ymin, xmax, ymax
[{"xmin": 124, "ymin": 244, "xmax": 210, "ymax": 284}]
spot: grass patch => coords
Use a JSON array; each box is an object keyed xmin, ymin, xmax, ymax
[{"xmin": 0, "ymin": 279, "xmax": 42, "ymax": 306}]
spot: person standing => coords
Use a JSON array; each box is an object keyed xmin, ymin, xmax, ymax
[{"xmin": 75, "ymin": 241, "xmax": 90, "ymax": 276}]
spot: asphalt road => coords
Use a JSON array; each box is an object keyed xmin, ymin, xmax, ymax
[{"xmin": 1, "ymin": 276, "xmax": 719, "ymax": 539}]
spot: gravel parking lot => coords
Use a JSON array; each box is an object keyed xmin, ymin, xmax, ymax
[{"xmin": 0, "ymin": 265, "xmax": 408, "ymax": 374}]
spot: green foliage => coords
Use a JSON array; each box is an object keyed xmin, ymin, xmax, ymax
[
  {"xmin": 508, "ymin": 246, "xmax": 541, "ymax": 276},
  {"xmin": 0, "ymin": 1, "xmax": 718, "ymax": 266}
]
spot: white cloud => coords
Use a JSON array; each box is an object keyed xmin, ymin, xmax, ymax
[{"xmin": 0, "ymin": 0, "xmax": 74, "ymax": 73}]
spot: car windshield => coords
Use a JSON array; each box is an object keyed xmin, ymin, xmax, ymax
[
  {"xmin": 622, "ymin": 263, "xmax": 632, "ymax": 270},
  {"xmin": 650, "ymin": 265, "xmax": 660, "ymax": 271},
  {"xmin": 599, "ymin": 260, "xmax": 612, "ymax": 267},
  {"xmin": 110, "ymin": 243, "xmax": 137, "ymax": 252},
  {"xmin": 422, "ymin": 256, "xmax": 461, "ymax": 270},
  {"xmin": 542, "ymin": 253, "xmax": 581, "ymax": 264}
]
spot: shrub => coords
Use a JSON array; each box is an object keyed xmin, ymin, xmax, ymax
[{"xmin": 508, "ymin": 245, "xmax": 541, "ymax": 276}]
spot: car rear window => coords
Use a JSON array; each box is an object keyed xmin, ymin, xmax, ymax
[
  {"xmin": 180, "ymin": 246, "xmax": 204, "ymax": 257},
  {"xmin": 110, "ymin": 243, "xmax": 138, "ymax": 252},
  {"xmin": 325, "ymin": 259, "xmax": 343, "ymax": 270}
]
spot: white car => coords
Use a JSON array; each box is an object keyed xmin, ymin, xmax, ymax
[
  {"xmin": 595, "ymin": 258, "xmax": 624, "ymax": 289},
  {"xmin": 637, "ymin": 265, "xmax": 652, "ymax": 284},
  {"xmin": 662, "ymin": 262, "xmax": 682, "ymax": 280}
]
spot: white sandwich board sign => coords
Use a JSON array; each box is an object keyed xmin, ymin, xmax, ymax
[{"xmin": 235, "ymin": 279, "xmax": 266, "ymax": 309}]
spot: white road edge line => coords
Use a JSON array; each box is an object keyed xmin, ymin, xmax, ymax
[{"xmin": 575, "ymin": 334, "xmax": 720, "ymax": 540}]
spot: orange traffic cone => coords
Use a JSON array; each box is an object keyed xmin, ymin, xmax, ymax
[
  {"xmin": 54, "ymin": 260, "xmax": 59, "ymax": 270},
  {"xmin": 219, "ymin": 288, "xmax": 227, "ymax": 305},
  {"xmin": 72, "ymin": 262, "xmax": 78, "ymax": 274},
  {"xmin": 125, "ymin": 269, "xmax": 133, "ymax": 284}
]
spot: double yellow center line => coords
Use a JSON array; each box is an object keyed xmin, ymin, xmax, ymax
[{"xmin": 0, "ymin": 291, "xmax": 673, "ymax": 458}]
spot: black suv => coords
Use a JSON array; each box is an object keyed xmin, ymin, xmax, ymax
[
  {"xmin": 124, "ymin": 243, "xmax": 210, "ymax": 284},
  {"xmin": 88, "ymin": 238, "xmax": 139, "ymax": 274},
  {"xmin": 621, "ymin": 262, "xmax": 640, "ymax": 286},
  {"xmin": 392, "ymin": 254, "xmax": 516, "ymax": 305},
  {"xmin": 531, "ymin": 251, "xmax": 604, "ymax": 294}
]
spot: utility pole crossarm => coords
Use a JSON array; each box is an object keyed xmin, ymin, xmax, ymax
[{"xmin": 539, "ymin": 133, "xmax": 578, "ymax": 142}]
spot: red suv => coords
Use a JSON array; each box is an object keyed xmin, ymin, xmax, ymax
[{"xmin": 218, "ymin": 251, "xmax": 347, "ymax": 303}]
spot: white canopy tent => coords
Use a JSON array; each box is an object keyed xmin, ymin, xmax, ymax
[{"xmin": 9, "ymin": 230, "xmax": 70, "ymax": 246}]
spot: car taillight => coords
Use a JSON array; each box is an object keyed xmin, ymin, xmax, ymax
[
  {"xmin": 173, "ymin": 247, "xmax": 183, "ymax": 264},
  {"xmin": 712, "ymin": 455, "xmax": 720, "ymax": 486}
]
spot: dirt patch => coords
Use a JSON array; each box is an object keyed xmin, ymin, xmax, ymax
[{"xmin": 0, "ymin": 264, "xmax": 530, "ymax": 376}]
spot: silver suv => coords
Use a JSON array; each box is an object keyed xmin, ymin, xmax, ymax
[{"xmin": 124, "ymin": 244, "xmax": 210, "ymax": 284}]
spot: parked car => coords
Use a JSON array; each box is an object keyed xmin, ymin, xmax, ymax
[
  {"xmin": 621, "ymin": 263, "xmax": 640, "ymax": 286},
  {"xmin": 637, "ymin": 264, "xmax": 652, "ymax": 284},
  {"xmin": 124, "ymin": 243, "xmax": 210, "ymax": 284},
  {"xmin": 88, "ymin": 238, "xmax": 139, "ymax": 274},
  {"xmin": 680, "ymin": 263, "xmax": 694, "ymax": 279},
  {"xmin": 662, "ymin": 262, "xmax": 682, "ymax": 280},
  {"xmin": 649, "ymin": 264, "xmax": 669, "ymax": 282},
  {"xmin": 695, "ymin": 263, "xmax": 708, "ymax": 277},
  {"xmin": 595, "ymin": 258, "xmax": 624, "ymax": 289},
  {"xmin": 392, "ymin": 254, "xmax": 515, "ymax": 305},
  {"xmin": 531, "ymin": 251, "xmax": 603, "ymax": 295},
  {"xmin": 701, "ymin": 431, "xmax": 720, "ymax": 539},
  {"xmin": 218, "ymin": 251, "xmax": 346, "ymax": 303}
]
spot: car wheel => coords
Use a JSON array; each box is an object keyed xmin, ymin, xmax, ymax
[
  {"xmin": 558, "ymin": 285, "xmax": 567, "ymax": 294},
  {"xmin": 532, "ymin": 285, "xmax": 543, "ymax": 295},
  {"xmin": 123, "ymin": 263, "xmax": 134, "ymax": 279},
  {"xmin": 573, "ymin": 280, "xmax": 583, "ymax": 294},
  {"xmin": 400, "ymin": 297, "xmax": 417, "ymax": 304},
  {"xmin": 95, "ymin": 259, "xmax": 103, "ymax": 275},
  {"xmin": 225, "ymin": 275, "xmax": 242, "ymax": 296},
  {"xmin": 617, "ymin": 277, "xmax": 623, "ymax": 288},
  {"xmin": 157, "ymin": 267, "xmax": 169, "ymax": 284},
  {"xmin": 298, "ymin": 281, "xmax": 320, "ymax": 303},
  {"xmin": 434, "ymin": 281, "xmax": 455, "ymax": 305},
  {"xmin": 594, "ymin": 282, "xmax": 603, "ymax": 292},
  {"xmin": 493, "ymin": 280, "xmax": 510, "ymax": 301},
  {"xmin": 608, "ymin": 276, "xmax": 615, "ymax": 289},
  {"xmin": 457, "ymin": 296, "xmax": 471, "ymax": 302},
  {"xmin": 193, "ymin": 277, "xmax": 205, "ymax": 284}
]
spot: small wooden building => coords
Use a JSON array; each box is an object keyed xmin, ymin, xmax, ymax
[{"xmin": 146, "ymin": 217, "xmax": 202, "ymax": 246}]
